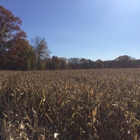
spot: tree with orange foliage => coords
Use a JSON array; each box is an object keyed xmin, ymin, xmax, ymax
[{"xmin": 0, "ymin": 5, "xmax": 34, "ymax": 70}]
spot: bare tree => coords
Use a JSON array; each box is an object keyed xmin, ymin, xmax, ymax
[{"xmin": 32, "ymin": 36, "xmax": 51, "ymax": 69}]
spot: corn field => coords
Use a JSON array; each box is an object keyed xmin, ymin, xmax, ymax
[{"xmin": 0, "ymin": 69, "xmax": 140, "ymax": 140}]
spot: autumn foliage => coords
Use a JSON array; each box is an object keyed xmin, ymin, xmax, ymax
[{"xmin": 1, "ymin": 5, "xmax": 140, "ymax": 70}]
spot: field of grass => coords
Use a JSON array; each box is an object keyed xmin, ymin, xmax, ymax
[{"xmin": 0, "ymin": 69, "xmax": 140, "ymax": 140}]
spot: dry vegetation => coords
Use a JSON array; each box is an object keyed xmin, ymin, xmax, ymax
[{"xmin": 0, "ymin": 69, "xmax": 140, "ymax": 140}]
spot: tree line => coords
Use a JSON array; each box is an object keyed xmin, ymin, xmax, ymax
[{"xmin": 0, "ymin": 5, "xmax": 140, "ymax": 70}]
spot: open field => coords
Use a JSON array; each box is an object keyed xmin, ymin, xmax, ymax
[{"xmin": 0, "ymin": 69, "xmax": 140, "ymax": 140}]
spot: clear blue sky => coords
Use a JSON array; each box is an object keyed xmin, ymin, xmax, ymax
[{"xmin": 1, "ymin": 0, "xmax": 140, "ymax": 60}]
